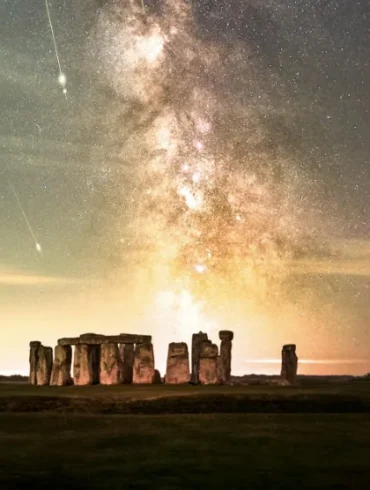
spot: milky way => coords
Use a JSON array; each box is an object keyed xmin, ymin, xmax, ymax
[
  {"xmin": 86, "ymin": 0, "xmax": 325, "ymax": 315},
  {"xmin": 1, "ymin": 0, "xmax": 370, "ymax": 373}
]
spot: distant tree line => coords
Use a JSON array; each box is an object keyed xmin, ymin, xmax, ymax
[{"xmin": 0, "ymin": 374, "xmax": 28, "ymax": 382}]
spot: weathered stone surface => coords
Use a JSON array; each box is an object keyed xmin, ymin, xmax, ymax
[
  {"xmin": 73, "ymin": 344, "xmax": 100, "ymax": 386},
  {"xmin": 199, "ymin": 341, "xmax": 219, "ymax": 385},
  {"xmin": 119, "ymin": 343, "xmax": 134, "ymax": 384},
  {"xmin": 191, "ymin": 332, "xmax": 208, "ymax": 383},
  {"xmin": 29, "ymin": 341, "xmax": 41, "ymax": 385},
  {"xmin": 132, "ymin": 342, "xmax": 155, "ymax": 384},
  {"xmin": 219, "ymin": 330, "xmax": 233, "ymax": 384},
  {"xmin": 36, "ymin": 345, "xmax": 53, "ymax": 386},
  {"xmin": 50, "ymin": 345, "xmax": 72, "ymax": 386},
  {"xmin": 200, "ymin": 340, "xmax": 218, "ymax": 358},
  {"xmin": 166, "ymin": 342, "xmax": 190, "ymax": 384},
  {"xmin": 100, "ymin": 343, "xmax": 122, "ymax": 385},
  {"xmin": 199, "ymin": 358, "xmax": 219, "ymax": 385},
  {"xmin": 58, "ymin": 333, "xmax": 151, "ymax": 346},
  {"xmin": 281, "ymin": 344, "xmax": 298, "ymax": 384}
]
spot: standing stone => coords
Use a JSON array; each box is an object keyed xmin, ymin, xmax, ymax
[
  {"xmin": 166, "ymin": 342, "xmax": 190, "ymax": 384},
  {"xmin": 216, "ymin": 356, "xmax": 222, "ymax": 384},
  {"xmin": 132, "ymin": 342, "xmax": 155, "ymax": 384},
  {"xmin": 100, "ymin": 343, "xmax": 122, "ymax": 385},
  {"xmin": 119, "ymin": 343, "xmax": 134, "ymax": 384},
  {"xmin": 29, "ymin": 341, "xmax": 41, "ymax": 385},
  {"xmin": 50, "ymin": 345, "xmax": 72, "ymax": 386},
  {"xmin": 153, "ymin": 369, "xmax": 162, "ymax": 384},
  {"xmin": 199, "ymin": 340, "xmax": 219, "ymax": 385},
  {"xmin": 36, "ymin": 345, "xmax": 53, "ymax": 386},
  {"xmin": 281, "ymin": 344, "xmax": 298, "ymax": 384},
  {"xmin": 219, "ymin": 330, "xmax": 233, "ymax": 384},
  {"xmin": 73, "ymin": 344, "xmax": 100, "ymax": 386},
  {"xmin": 91, "ymin": 345, "xmax": 100, "ymax": 384},
  {"xmin": 191, "ymin": 332, "xmax": 208, "ymax": 383}
]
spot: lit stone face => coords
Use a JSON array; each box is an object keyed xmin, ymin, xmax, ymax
[
  {"xmin": 73, "ymin": 344, "xmax": 100, "ymax": 386},
  {"xmin": 36, "ymin": 345, "xmax": 53, "ymax": 386},
  {"xmin": 166, "ymin": 342, "xmax": 190, "ymax": 384},
  {"xmin": 199, "ymin": 340, "xmax": 219, "ymax": 385},
  {"xmin": 50, "ymin": 345, "xmax": 72, "ymax": 386},
  {"xmin": 100, "ymin": 343, "xmax": 122, "ymax": 385},
  {"xmin": 191, "ymin": 332, "xmax": 208, "ymax": 383},
  {"xmin": 29, "ymin": 341, "xmax": 41, "ymax": 385},
  {"xmin": 133, "ymin": 342, "xmax": 155, "ymax": 384},
  {"xmin": 281, "ymin": 344, "xmax": 298, "ymax": 384}
]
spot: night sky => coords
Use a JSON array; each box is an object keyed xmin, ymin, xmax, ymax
[{"xmin": 1, "ymin": 0, "xmax": 370, "ymax": 376}]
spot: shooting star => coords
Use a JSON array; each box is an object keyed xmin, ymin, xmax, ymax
[
  {"xmin": 44, "ymin": 0, "xmax": 68, "ymax": 99},
  {"xmin": 8, "ymin": 179, "xmax": 42, "ymax": 256}
]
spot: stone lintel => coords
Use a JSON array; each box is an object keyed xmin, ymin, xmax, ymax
[
  {"xmin": 219, "ymin": 330, "xmax": 234, "ymax": 341},
  {"xmin": 57, "ymin": 333, "xmax": 152, "ymax": 346}
]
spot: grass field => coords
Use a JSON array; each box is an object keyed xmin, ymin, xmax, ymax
[
  {"xmin": 1, "ymin": 379, "xmax": 370, "ymax": 413},
  {"xmin": 1, "ymin": 412, "xmax": 370, "ymax": 489},
  {"xmin": 1, "ymin": 381, "xmax": 370, "ymax": 489}
]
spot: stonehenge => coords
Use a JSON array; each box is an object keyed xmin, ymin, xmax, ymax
[
  {"xmin": 100, "ymin": 343, "xmax": 122, "ymax": 385},
  {"xmin": 133, "ymin": 342, "xmax": 155, "ymax": 384},
  {"xmin": 119, "ymin": 343, "xmax": 134, "ymax": 384},
  {"xmin": 219, "ymin": 330, "xmax": 233, "ymax": 384},
  {"xmin": 166, "ymin": 342, "xmax": 190, "ymax": 384},
  {"xmin": 73, "ymin": 344, "xmax": 100, "ymax": 386},
  {"xmin": 29, "ymin": 341, "xmax": 41, "ymax": 385},
  {"xmin": 199, "ymin": 340, "xmax": 219, "ymax": 385},
  {"xmin": 281, "ymin": 344, "xmax": 298, "ymax": 384},
  {"xmin": 50, "ymin": 345, "xmax": 72, "ymax": 386},
  {"xmin": 58, "ymin": 333, "xmax": 151, "ymax": 346},
  {"xmin": 28, "ymin": 329, "xmax": 299, "ymax": 387},
  {"xmin": 35, "ymin": 345, "xmax": 53, "ymax": 386},
  {"xmin": 191, "ymin": 332, "xmax": 208, "ymax": 383}
]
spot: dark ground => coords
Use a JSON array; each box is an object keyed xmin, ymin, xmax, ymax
[
  {"xmin": 1, "ymin": 380, "xmax": 370, "ymax": 489},
  {"xmin": 1, "ymin": 378, "xmax": 370, "ymax": 413},
  {"xmin": 1, "ymin": 412, "xmax": 370, "ymax": 489}
]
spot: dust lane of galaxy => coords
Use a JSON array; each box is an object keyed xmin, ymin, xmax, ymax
[{"xmin": 1, "ymin": 0, "xmax": 370, "ymax": 375}]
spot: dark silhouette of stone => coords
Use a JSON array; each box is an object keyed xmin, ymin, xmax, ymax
[
  {"xmin": 281, "ymin": 344, "xmax": 298, "ymax": 384},
  {"xmin": 73, "ymin": 344, "xmax": 100, "ymax": 386},
  {"xmin": 216, "ymin": 356, "xmax": 222, "ymax": 384},
  {"xmin": 191, "ymin": 332, "xmax": 208, "ymax": 383},
  {"xmin": 36, "ymin": 345, "xmax": 53, "ymax": 386},
  {"xmin": 219, "ymin": 330, "xmax": 233, "ymax": 384},
  {"xmin": 29, "ymin": 341, "xmax": 41, "ymax": 385},
  {"xmin": 166, "ymin": 342, "xmax": 190, "ymax": 384},
  {"xmin": 100, "ymin": 343, "xmax": 122, "ymax": 385},
  {"xmin": 199, "ymin": 340, "xmax": 219, "ymax": 385},
  {"xmin": 119, "ymin": 343, "xmax": 134, "ymax": 384},
  {"xmin": 133, "ymin": 342, "xmax": 155, "ymax": 384},
  {"xmin": 50, "ymin": 345, "xmax": 72, "ymax": 386},
  {"xmin": 153, "ymin": 369, "xmax": 162, "ymax": 384},
  {"xmin": 58, "ymin": 333, "xmax": 151, "ymax": 346}
]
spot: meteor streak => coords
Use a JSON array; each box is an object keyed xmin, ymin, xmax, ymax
[
  {"xmin": 44, "ymin": 0, "xmax": 67, "ymax": 99},
  {"xmin": 8, "ymin": 179, "xmax": 42, "ymax": 256}
]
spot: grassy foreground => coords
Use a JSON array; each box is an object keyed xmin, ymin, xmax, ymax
[
  {"xmin": 0, "ymin": 412, "xmax": 370, "ymax": 489},
  {"xmin": 1, "ymin": 380, "xmax": 370, "ymax": 413}
]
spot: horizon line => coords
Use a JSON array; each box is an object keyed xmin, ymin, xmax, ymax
[{"xmin": 245, "ymin": 359, "xmax": 370, "ymax": 365}]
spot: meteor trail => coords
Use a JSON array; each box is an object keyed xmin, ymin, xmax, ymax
[
  {"xmin": 8, "ymin": 179, "xmax": 42, "ymax": 256},
  {"xmin": 44, "ymin": 0, "xmax": 67, "ymax": 99}
]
